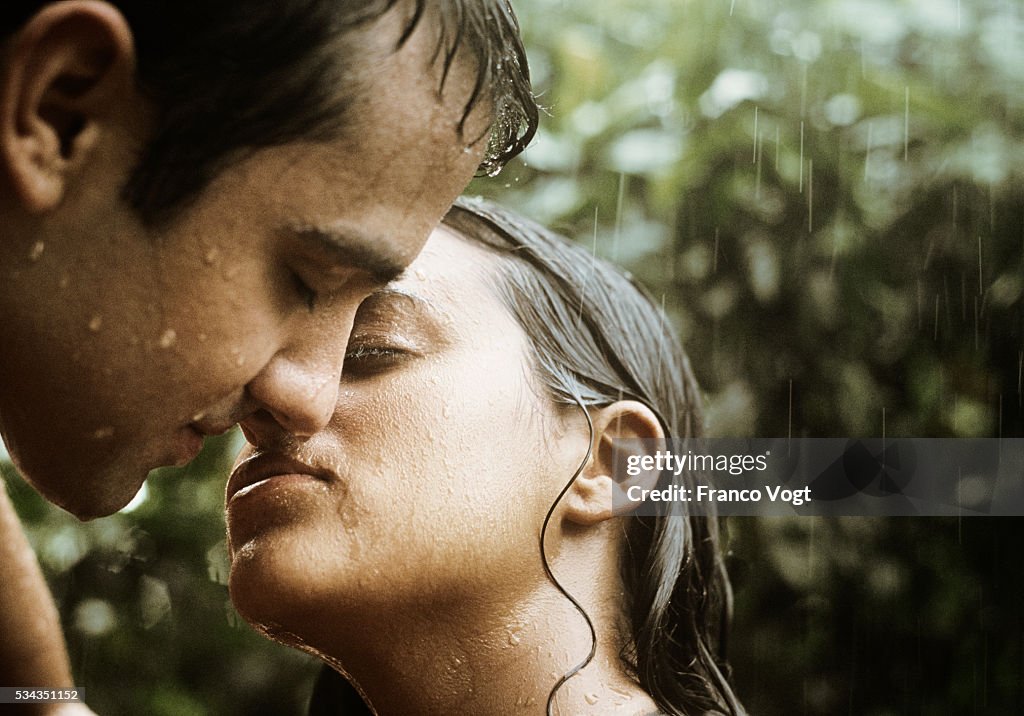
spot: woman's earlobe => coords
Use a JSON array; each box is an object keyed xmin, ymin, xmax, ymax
[
  {"xmin": 1, "ymin": 1, "xmax": 138, "ymax": 211},
  {"xmin": 562, "ymin": 471, "xmax": 615, "ymax": 526},
  {"xmin": 563, "ymin": 400, "xmax": 666, "ymax": 526}
]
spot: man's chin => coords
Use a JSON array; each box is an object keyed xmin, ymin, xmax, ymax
[{"xmin": 22, "ymin": 463, "xmax": 147, "ymax": 521}]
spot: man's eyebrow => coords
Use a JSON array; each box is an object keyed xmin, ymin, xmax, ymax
[{"xmin": 282, "ymin": 223, "xmax": 407, "ymax": 284}]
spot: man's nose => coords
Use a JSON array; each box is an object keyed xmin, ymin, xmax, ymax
[{"xmin": 244, "ymin": 325, "xmax": 347, "ymax": 438}]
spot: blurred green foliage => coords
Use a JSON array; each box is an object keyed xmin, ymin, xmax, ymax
[
  {"xmin": 5, "ymin": 0, "xmax": 1023, "ymax": 713},
  {"xmin": 4, "ymin": 436, "xmax": 320, "ymax": 715},
  {"xmin": 476, "ymin": 0, "xmax": 1023, "ymax": 441}
]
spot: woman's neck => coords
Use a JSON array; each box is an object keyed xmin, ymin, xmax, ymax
[{"xmin": 309, "ymin": 560, "xmax": 660, "ymax": 715}]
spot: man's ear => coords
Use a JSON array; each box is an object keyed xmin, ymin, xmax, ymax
[
  {"xmin": 0, "ymin": 1, "xmax": 136, "ymax": 212},
  {"xmin": 563, "ymin": 400, "xmax": 665, "ymax": 527}
]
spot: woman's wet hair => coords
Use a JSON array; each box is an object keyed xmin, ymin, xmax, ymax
[
  {"xmin": 1, "ymin": 1, "xmax": 537, "ymax": 224},
  {"xmin": 442, "ymin": 197, "xmax": 746, "ymax": 716}
]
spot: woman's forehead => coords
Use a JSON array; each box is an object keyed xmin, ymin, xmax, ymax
[{"xmin": 389, "ymin": 225, "xmax": 502, "ymax": 309}]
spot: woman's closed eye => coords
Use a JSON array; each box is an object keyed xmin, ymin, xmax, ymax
[
  {"xmin": 342, "ymin": 287, "xmax": 450, "ymax": 379},
  {"xmin": 343, "ymin": 341, "xmax": 414, "ymax": 376}
]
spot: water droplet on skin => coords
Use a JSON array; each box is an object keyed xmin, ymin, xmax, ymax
[
  {"xmin": 204, "ymin": 247, "xmax": 220, "ymax": 265},
  {"xmin": 235, "ymin": 354, "xmax": 245, "ymax": 367},
  {"xmin": 28, "ymin": 241, "xmax": 44, "ymax": 261},
  {"xmin": 197, "ymin": 333, "xmax": 208, "ymax": 342},
  {"xmin": 88, "ymin": 316, "xmax": 103, "ymax": 332},
  {"xmin": 159, "ymin": 329, "xmax": 177, "ymax": 348},
  {"xmin": 58, "ymin": 274, "xmax": 69, "ymax": 289},
  {"xmin": 92, "ymin": 427, "xmax": 115, "ymax": 440},
  {"xmin": 191, "ymin": 411, "xmax": 207, "ymax": 423},
  {"xmin": 414, "ymin": 269, "xmax": 428, "ymax": 281},
  {"xmin": 584, "ymin": 693, "xmax": 600, "ymax": 705}
]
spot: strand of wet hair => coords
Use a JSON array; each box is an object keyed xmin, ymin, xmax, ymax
[{"xmin": 540, "ymin": 396, "xmax": 598, "ymax": 716}]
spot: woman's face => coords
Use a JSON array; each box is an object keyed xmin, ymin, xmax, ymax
[{"xmin": 226, "ymin": 226, "xmax": 587, "ymax": 632}]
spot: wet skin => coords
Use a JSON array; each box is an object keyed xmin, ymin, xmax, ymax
[
  {"xmin": 227, "ymin": 227, "xmax": 573, "ymax": 618},
  {"xmin": 0, "ymin": 5, "xmax": 488, "ymax": 518},
  {"xmin": 225, "ymin": 227, "xmax": 664, "ymax": 716}
]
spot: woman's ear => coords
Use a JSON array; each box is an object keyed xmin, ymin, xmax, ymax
[
  {"xmin": 0, "ymin": 1, "xmax": 138, "ymax": 212},
  {"xmin": 563, "ymin": 400, "xmax": 665, "ymax": 527}
]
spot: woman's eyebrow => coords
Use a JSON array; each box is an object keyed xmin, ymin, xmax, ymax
[
  {"xmin": 281, "ymin": 222, "xmax": 408, "ymax": 284},
  {"xmin": 351, "ymin": 286, "xmax": 452, "ymax": 347},
  {"xmin": 361, "ymin": 286, "xmax": 434, "ymax": 312}
]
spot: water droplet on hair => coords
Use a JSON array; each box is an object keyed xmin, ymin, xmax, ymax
[
  {"xmin": 88, "ymin": 315, "xmax": 103, "ymax": 332},
  {"xmin": 159, "ymin": 329, "xmax": 177, "ymax": 348},
  {"xmin": 28, "ymin": 241, "xmax": 44, "ymax": 261},
  {"xmin": 92, "ymin": 427, "xmax": 115, "ymax": 440}
]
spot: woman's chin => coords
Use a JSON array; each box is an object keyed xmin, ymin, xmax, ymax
[{"xmin": 228, "ymin": 544, "xmax": 315, "ymax": 629}]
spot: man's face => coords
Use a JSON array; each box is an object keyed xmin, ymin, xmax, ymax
[{"xmin": 0, "ymin": 10, "xmax": 488, "ymax": 518}]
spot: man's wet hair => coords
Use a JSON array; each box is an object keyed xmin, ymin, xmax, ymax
[{"xmin": 1, "ymin": 1, "xmax": 537, "ymax": 224}]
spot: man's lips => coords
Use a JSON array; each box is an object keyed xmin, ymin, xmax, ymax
[
  {"xmin": 189, "ymin": 418, "xmax": 238, "ymax": 438},
  {"xmin": 226, "ymin": 453, "xmax": 335, "ymax": 501},
  {"xmin": 173, "ymin": 419, "xmax": 239, "ymax": 467}
]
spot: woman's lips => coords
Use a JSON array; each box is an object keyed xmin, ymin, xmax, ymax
[{"xmin": 227, "ymin": 453, "xmax": 334, "ymax": 502}]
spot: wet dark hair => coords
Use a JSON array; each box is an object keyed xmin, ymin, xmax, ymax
[
  {"xmin": 441, "ymin": 197, "xmax": 746, "ymax": 716},
  {"xmin": 1, "ymin": 1, "xmax": 536, "ymax": 224}
]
